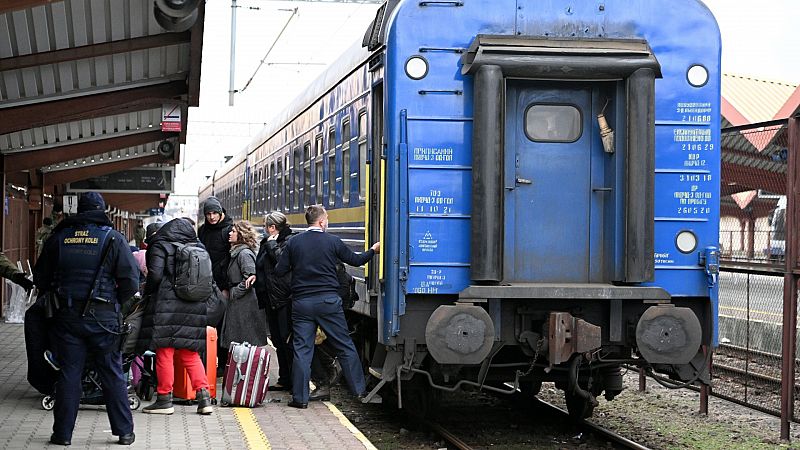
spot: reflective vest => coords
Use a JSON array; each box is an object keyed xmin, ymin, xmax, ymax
[{"xmin": 53, "ymin": 224, "xmax": 117, "ymax": 304}]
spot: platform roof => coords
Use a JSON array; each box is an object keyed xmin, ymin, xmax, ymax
[
  {"xmin": 721, "ymin": 73, "xmax": 800, "ymax": 214},
  {"xmin": 0, "ymin": 0, "xmax": 205, "ymax": 213}
]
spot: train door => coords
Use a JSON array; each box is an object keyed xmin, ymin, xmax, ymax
[
  {"xmin": 367, "ymin": 82, "xmax": 384, "ymax": 292},
  {"xmin": 504, "ymin": 82, "xmax": 605, "ymax": 283}
]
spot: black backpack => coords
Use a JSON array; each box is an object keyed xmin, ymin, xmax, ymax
[
  {"xmin": 336, "ymin": 263, "xmax": 359, "ymax": 309},
  {"xmin": 172, "ymin": 242, "xmax": 214, "ymax": 302}
]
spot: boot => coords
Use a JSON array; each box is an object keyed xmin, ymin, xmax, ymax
[
  {"xmin": 309, "ymin": 385, "xmax": 330, "ymax": 402},
  {"xmin": 142, "ymin": 392, "xmax": 174, "ymax": 415},
  {"xmin": 196, "ymin": 388, "xmax": 213, "ymax": 415}
]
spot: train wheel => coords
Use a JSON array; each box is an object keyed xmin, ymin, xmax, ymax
[
  {"xmin": 42, "ymin": 395, "xmax": 55, "ymax": 411},
  {"xmin": 400, "ymin": 376, "xmax": 441, "ymax": 419},
  {"xmin": 564, "ymin": 390, "xmax": 595, "ymax": 420},
  {"xmin": 520, "ymin": 380, "xmax": 543, "ymax": 397}
]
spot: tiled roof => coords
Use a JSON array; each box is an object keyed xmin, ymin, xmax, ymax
[{"xmin": 722, "ymin": 73, "xmax": 799, "ymax": 124}]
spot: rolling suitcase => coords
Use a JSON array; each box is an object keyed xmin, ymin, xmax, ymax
[
  {"xmin": 173, "ymin": 326, "xmax": 218, "ymax": 400},
  {"xmin": 221, "ymin": 341, "xmax": 270, "ymax": 407}
]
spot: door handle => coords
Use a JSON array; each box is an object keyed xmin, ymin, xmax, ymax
[
  {"xmin": 515, "ymin": 177, "xmax": 532, "ymax": 185},
  {"xmin": 592, "ymin": 187, "xmax": 613, "ymax": 192}
]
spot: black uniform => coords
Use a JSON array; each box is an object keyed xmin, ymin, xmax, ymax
[{"xmin": 34, "ymin": 192, "xmax": 139, "ymax": 446}]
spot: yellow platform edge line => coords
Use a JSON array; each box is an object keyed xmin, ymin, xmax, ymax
[
  {"xmin": 233, "ymin": 407, "xmax": 271, "ymax": 450},
  {"xmin": 323, "ymin": 401, "xmax": 378, "ymax": 450}
]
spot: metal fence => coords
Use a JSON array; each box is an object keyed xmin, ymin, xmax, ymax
[
  {"xmin": 715, "ymin": 267, "xmax": 794, "ymax": 418},
  {"xmin": 714, "ymin": 118, "xmax": 800, "ymax": 439}
]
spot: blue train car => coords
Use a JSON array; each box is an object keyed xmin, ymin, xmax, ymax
[{"xmin": 200, "ymin": 0, "xmax": 721, "ymax": 418}]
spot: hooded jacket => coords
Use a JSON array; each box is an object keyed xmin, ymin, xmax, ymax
[
  {"xmin": 197, "ymin": 197, "xmax": 233, "ymax": 290},
  {"xmin": 254, "ymin": 226, "xmax": 294, "ymax": 310},
  {"xmin": 137, "ymin": 218, "xmax": 207, "ymax": 353}
]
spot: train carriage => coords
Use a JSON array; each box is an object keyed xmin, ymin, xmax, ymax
[{"xmin": 199, "ymin": 0, "xmax": 721, "ymax": 418}]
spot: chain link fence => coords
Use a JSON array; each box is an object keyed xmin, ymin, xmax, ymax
[{"xmin": 716, "ymin": 120, "xmax": 799, "ymax": 420}]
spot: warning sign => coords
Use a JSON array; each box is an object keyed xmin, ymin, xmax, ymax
[{"xmin": 161, "ymin": 103, "xmax": 182, "ymax": 132}]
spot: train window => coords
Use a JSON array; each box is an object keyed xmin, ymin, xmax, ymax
[
  {"xmin": 277, "ymin": 160, "xmax": 284, "ymax": 212},
  {"xmin": 358, "ymin": 111, "xmax": 367, "ymax": 203},
  {"xmin": 525, "ymin": 104, "xmax": 582, "ymax": 143},
  {"xmin": 269, "ymin": 162, "xmax": 275, "ymax": 211},
  {"xmin": 284, "ymin": 154, "xmax": 290, "ymax": 212},
  {"xmin": 328, "ymin": 127, "xmax": 336, "ymax": 207},
  {"xmin": 315, "ymin": 134, "xmax": 324, "ymax": 203},
  {"xmin": 303, "ymin": 142, "xmax": 311, "ymax": 208},
  {"xmin": 342, "ymin": 120, "xmax": 351, "ymax": 205},
  {"xmin": 294, "ymin": 148, "xmax": 302, "ymax": 211}
]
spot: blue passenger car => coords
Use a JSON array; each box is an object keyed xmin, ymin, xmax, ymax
[{"xmin": 200, "ymin": 0, "xmax": 721, "ymax": 418}]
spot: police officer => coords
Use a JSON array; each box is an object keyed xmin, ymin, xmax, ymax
[{"xmin": 34, "ymin": 192, "xmax": 139, "ymax": 446}]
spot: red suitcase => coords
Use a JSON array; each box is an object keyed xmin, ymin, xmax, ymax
[
  {"xmin": 174, "ymin": 326, "xmax": 218, "ymax": 400},
  {"xmin": 221, "ymin": 341, "xmax": 270, "ymax": 407}
]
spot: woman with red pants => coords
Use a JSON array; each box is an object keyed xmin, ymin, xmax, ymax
[{"xmin": 136, "ymin": 218, "xmax": 213, "ymax": 415}]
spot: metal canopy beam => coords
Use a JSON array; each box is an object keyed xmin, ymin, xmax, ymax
[
  {"xmin": 0, "ymin": 80, "xmax": 186, "ymax": 135},
  {"xmin": 4, "ymin": 130, "xmax": 169, "ymax": 172},
  {"xmin": 0, "ymin": 32, "xmax": 191, "ymax": 72},
  {"xmin": 100, "ymin": 193, "xmax": 166, "ymax": 213},
  {"xmin": 44, "ymin": 154, "xmax": 167, "ymax": 186},
  {"xmin": 0, "ymin": 0, "xmax": 58, "ymax": 14},
  {"xmin": 722, "ymin": 162, "xmax": 786, "ymax": 195},
  {"xmin": 187, "ymin": 3, "xmax": 205, "ymax": 107}
]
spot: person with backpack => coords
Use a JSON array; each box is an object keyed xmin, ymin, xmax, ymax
[
  {"xmin": 138, "ymin": 218, "xmax": 214, "ymax": 415},
  {"xmin": 222, "ymin": 220, "xmax": 267, "ymax": 351}
]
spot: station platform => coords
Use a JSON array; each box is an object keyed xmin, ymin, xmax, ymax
[{"xmin": 0, "ymin": 323, "xmax": 376, "ymax": 450}]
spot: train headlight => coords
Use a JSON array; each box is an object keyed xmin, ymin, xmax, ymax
[
  {"xmin": 405, "ymin": 56, "xmax": 428, "ymax": 80},
  {"xmin": 676, "ymin": 230, "xmax": 698, "ymax": 253},
  {"xmin": 687, "ymin": 65, "xmax": 708, "ymax": 87}
]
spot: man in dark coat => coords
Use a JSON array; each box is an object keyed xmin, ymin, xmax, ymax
[
  {"xmin": 139, "ymin": 218, "xmax": 212, "ymax": 415},
  {"xmin": 197, "ymin": 196, "xmax": 233, "ymax": 373},
  {"xmin": 34, "ymin": 192, "xmax": 138, "ymax": 446},
  {"xmin": 198, "ymin": 196, "xmax": 233, "ymax": 295},
  {"xmin": 275, "ymin": 205, "xmax": 380, "ymax": 408}
]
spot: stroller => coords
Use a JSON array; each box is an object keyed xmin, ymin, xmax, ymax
[
  {"xmin": 24, "ymin": 299, "xmax": 155, "ymax": 411},
  {"xmin": 40, "ymin": 353, "xmax": 149, "ymax": 411}
]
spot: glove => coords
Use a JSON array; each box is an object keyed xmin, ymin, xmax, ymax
[{"xmin": 11, "ymin": 272, "xmax": 34, "ymax": 291}]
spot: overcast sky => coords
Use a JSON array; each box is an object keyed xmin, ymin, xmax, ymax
[{"xmin": 175, "ymin": 0, "xmax": 800, "ymax": 197}]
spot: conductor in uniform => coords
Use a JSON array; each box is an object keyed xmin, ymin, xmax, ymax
[
  {"xmin": 274, "ymin": 205, "xmax": 380, "ymax": 408},
  {"xmin": 34, "ymin": 192, "xmax": 139, "ymax": 446}
]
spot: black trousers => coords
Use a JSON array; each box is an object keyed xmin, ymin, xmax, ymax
[
  {"xmin": 267, "ymin": 304, "xmax": 293, "ymax": 386},
  {"xmin": 51, "ymin": 307, "xmax": 132, "ymax": 441}
]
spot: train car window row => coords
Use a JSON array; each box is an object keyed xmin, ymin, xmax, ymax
[{"xmin": 239, "ymin": 104, "xmax": 368, "ymax": 218}]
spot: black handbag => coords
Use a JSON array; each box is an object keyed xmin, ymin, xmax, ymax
[
  {"xmin": 206, "ymin": 285, "xmax": 227, "ymax": 327},
  {"xmin": 120, "ymin": 299, "xmax": 145, "ymax": 355}
]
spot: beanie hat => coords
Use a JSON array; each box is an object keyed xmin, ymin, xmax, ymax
[
  {"xmin": 203, "ymin": 197, "xmax": 223, "ymax": 215},
  {"xmin": 145, "ymin": 222, "xmax": 164, "ymax": 240},
  {"xmin": 77, "ymin": 192, "xmax": 105, "ymax": 213}
]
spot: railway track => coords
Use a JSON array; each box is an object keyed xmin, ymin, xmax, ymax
[{"xmin": 533, "ymin": 398, "xmax": 653, "ymax": 450}]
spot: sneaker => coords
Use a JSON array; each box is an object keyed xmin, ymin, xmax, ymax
[
  {"xmin": 44, "ymin": 350, "xmax": 60, "ymax": 371},
  {"xmin": 196, "ymin": 388, "xmax": 213, "ymax": 415},
  {"xmin": 142, "ymin": 392, "xmax": 174, "ymax": 415}
]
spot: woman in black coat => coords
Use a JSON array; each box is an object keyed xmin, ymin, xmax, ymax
[
  {"xmin": 255, "ymin": 211, "xmax": 294, "ymax": 390},
  {"xmin": 138, "ymin": 218, "xmax": 213, "ymax": 415}
]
